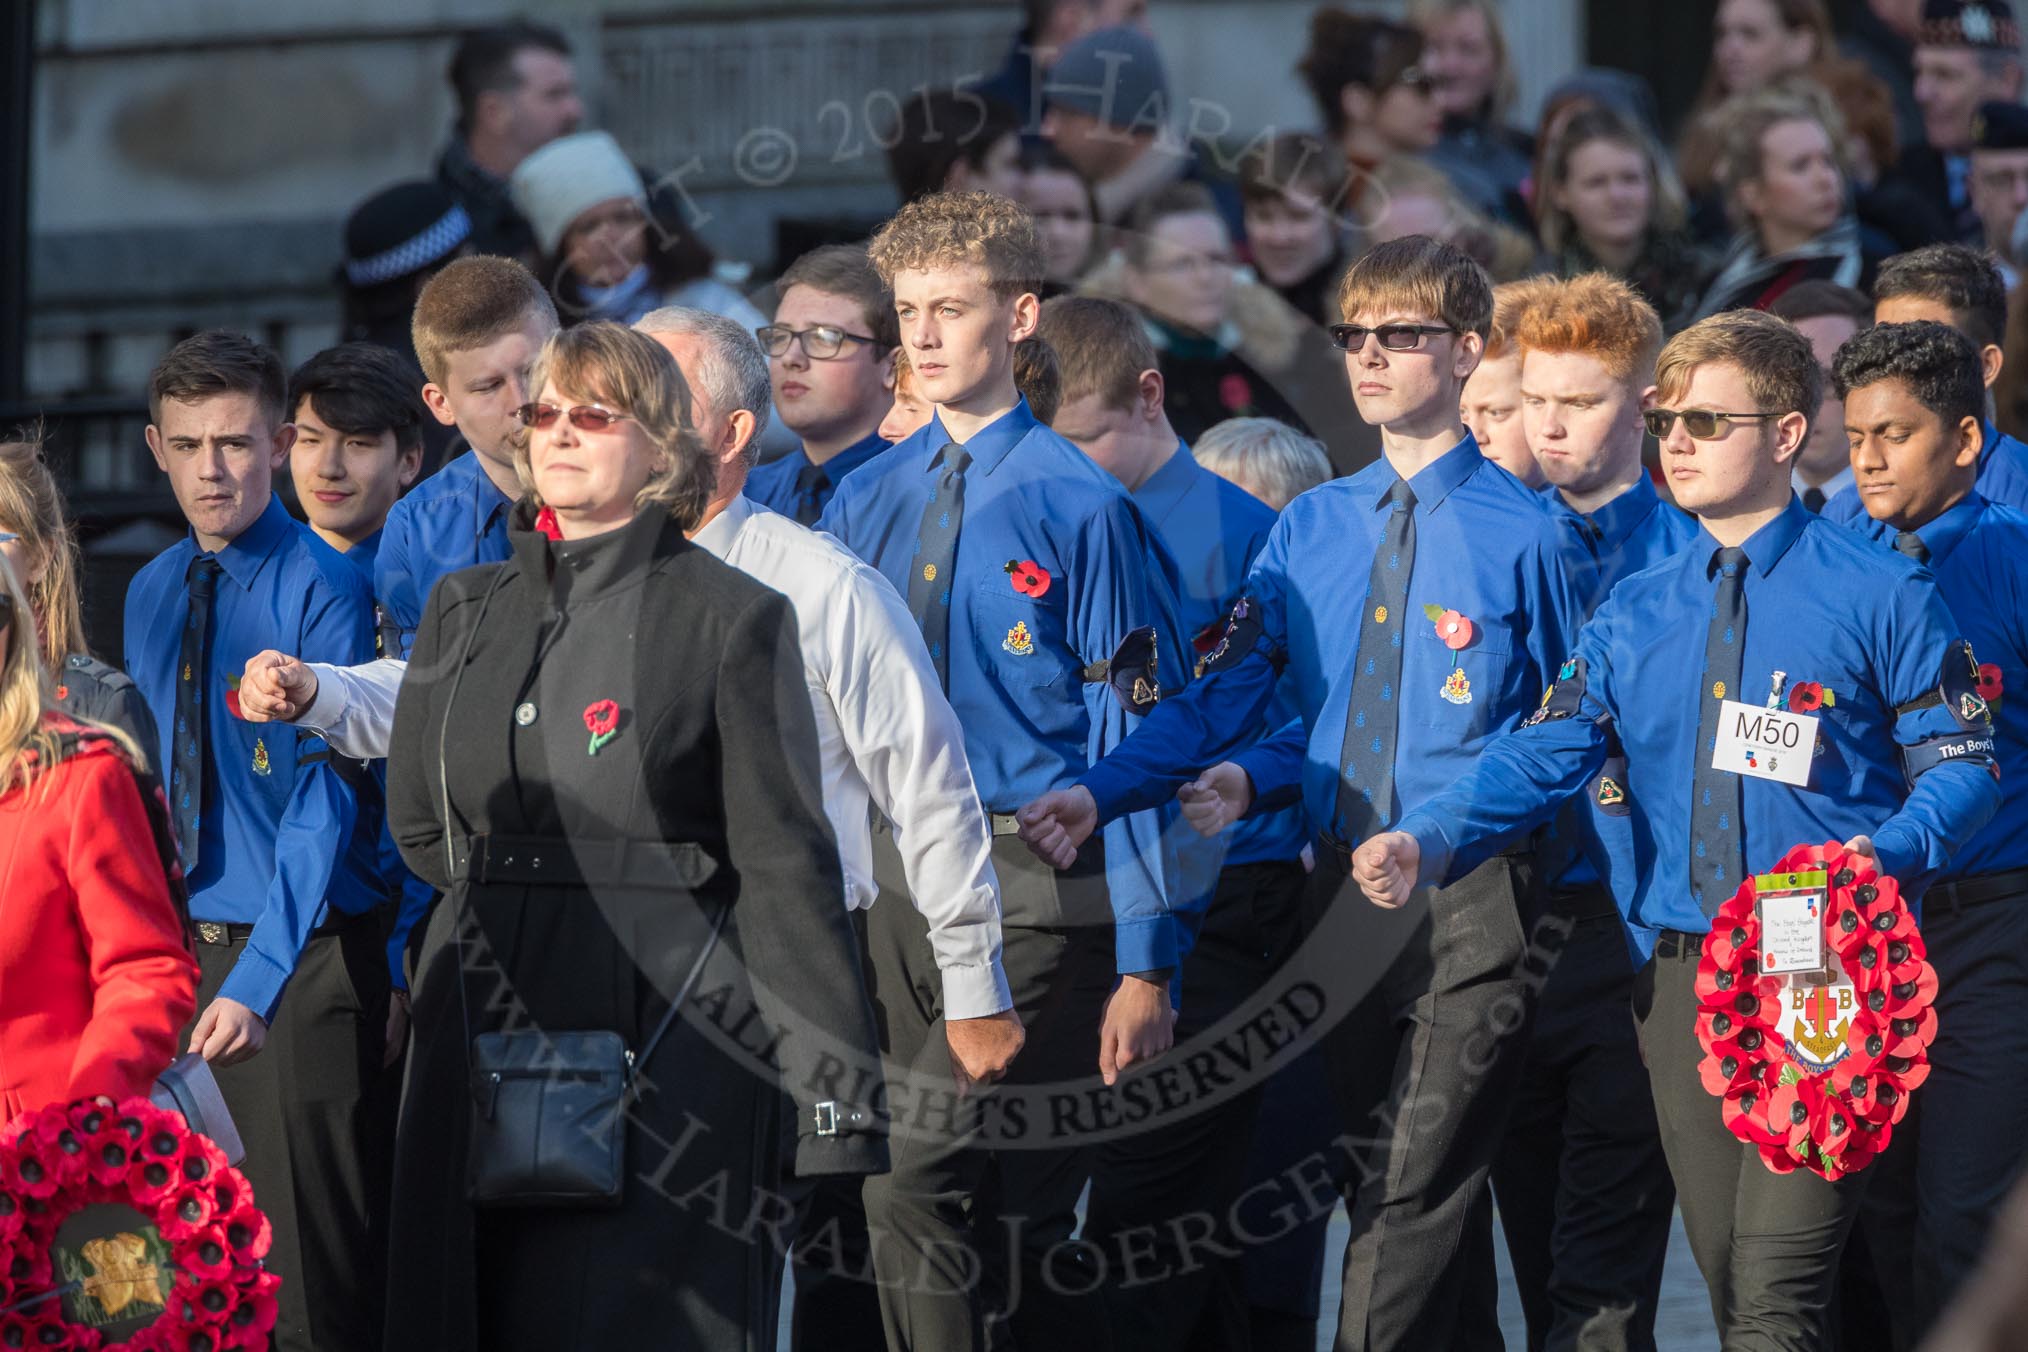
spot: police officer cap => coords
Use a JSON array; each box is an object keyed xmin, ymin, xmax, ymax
[{"xmin": 1920, "ymin": 0, "xmax": 2022, "ymax": 51}]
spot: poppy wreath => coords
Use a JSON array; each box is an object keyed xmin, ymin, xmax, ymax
[
  {"xmin": 0, "ymin": 1097, "xmax": 278, "ymax": 1349},
  {"xmin": 1693, "ymin": 841, "xmax": 1938, "ymax": 1182}
]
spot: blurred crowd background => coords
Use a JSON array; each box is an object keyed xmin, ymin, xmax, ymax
[{"xmin": 7, "ymin": 0, "xmax": 2025, "ymax": 661}]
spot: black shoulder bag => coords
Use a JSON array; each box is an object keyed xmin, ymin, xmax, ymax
[{"xmin": 436, "ymin": 565, "xmax": 726, "ymax": 1209}]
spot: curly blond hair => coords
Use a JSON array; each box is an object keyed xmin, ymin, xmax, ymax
[{"xmin": 866, "ymin": 190, "xmax": 1043, "ymax": 300}]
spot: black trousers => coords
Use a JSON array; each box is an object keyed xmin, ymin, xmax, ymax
[
  {"xmin": 1081, "ymin": 857, "xmax": 1309, "ymax": 1350},
  {"xmin": 1840, "ymin": 879, "xmax": 2028, "ymax": 1349},
  {"xmin": 818, "ymin": 832, "xmax": 1118, "ymax": 1352},
  {"xmin": 1235, "ymin": 1044, "xmax": 1343, "ymax": 1352},
  {"xmin": 190, "ymin": 910, "xmax": 395, "ymax": 1352},
  {"xmin": 1489, "ymin": 888, "xmax": 1675, "ymax": 1352},
  {"xmin": 1306, "ymin": 846, "xmax": 1541, "ymax": 1352},
  {"xmin": 1634, "ymin": 930, "xmax": 1868, "ymax": 1351}
]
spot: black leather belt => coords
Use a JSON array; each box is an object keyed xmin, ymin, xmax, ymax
[
  {"xmin": 1927, "ymin": 866, "xmax": 2028, "ymax": 912},
  {"xmin": 1653, "ymin": 929, "xmax": 1701, "ymax": 961},
  {"xmin": 452, "ymin": 834, "xmax": 718, "ymax": 890},
  {"xmin": 193, "ymin": 906, "xmax": 378, "ymax": 947}
]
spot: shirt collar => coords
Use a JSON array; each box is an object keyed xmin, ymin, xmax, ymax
[
  {"xmin": 1980, "ymin": 420, "xmax": 2007, "ymax": 474},
  {"xmin": 1903, "ymin": 491, "xmax": 1987, "ymax": 567},
  {"xmin": 691, "ymin": 494, "xmax": 755, "ymax": 560},
  {"xmin": 820, "ymin": 429, "xmax": 892, "ymax": 482},
  {"xmin": 1365, "ymin": 433, "xmax": 1482, "ymax": 514},
  {"xmin": 922, "ymin": 398, "xmax": 1038, "ymax": 476},
  {"xmin": 1696, "ymin": 495, "xmax": 1811, "ymax": 578},
  {"xmin": 1130, "ymin": 442, "xmax": 1197, "ymax": 523},
  {"xmin": 450, "ymin": 449, "xmax": 517, "ymax": 524},
  {"xmin": 202, "ymin": 494, "xmax": 293, "ymax": 590},
  {"xmin": 1581, "ymin": 475, "xmax": 1668, "ymax": 553}
]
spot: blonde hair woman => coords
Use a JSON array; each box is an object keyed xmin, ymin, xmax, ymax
[
  {"xmin": 0, "ymin": 439, "xmax": 158, "ymax": 752},
  {"xmin": 381, "ymin": 321, "xmax": 886, "ymax": 1350},
  {"xmin": 0, "ymin": 554, "xmax": 196, "ymax": 1117}
]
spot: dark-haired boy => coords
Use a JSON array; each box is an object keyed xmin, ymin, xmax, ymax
[
  {"xmin": 1021, "ymin": 235, "xmax": 1584, "ymax": 1349},
  {"xmin": 819, "ymin": 189, "xmax": 1185, "ymax": 1351},
  {"xmin": 748, "ymin": 245, "xmax": 899, "ymax": 525},
  {"xmin": 1831, "ymin": 319, "xmax": 2028, "ymax": 1345},
  {"xmin": 287, "ymin": 341, "xmax": 433, "ymax": 1068},
  {"xmin": 1355, "ymin": 308, "xmax": 2002, "ymax": 1347},
  {"xmin": 1824, "ymin": 243, "xmax": 2028, "ymax": 520},
  {"xmin": 128, "ymin": 330, "xmax": 388, "ymax": 1351},
  {"xmin": 436, "ymin": 21, "xmax": 583, "ymax": 261},
  {"xmin": 288, "ymin": 342, "xmax": 427, "ymax": 562}
]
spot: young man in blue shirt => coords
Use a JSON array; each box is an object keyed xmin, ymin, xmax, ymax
[
  {"xmin": 1356, "ymin": 309, "xmax": 2003, "ymax": 1348},
  {"xmin": 129, "ymin": 331, "xmax": 389, "ymax": 1352},
  {"xmin": 1823, "ymin": 243, "xmax": 2028, "ymax": 521},
  {"xmin": 1040, "ymin": 293, "xmax": 1308, "ymax": 1345},
  {"xmin": 1021, "ymin": 234, "xmax": 1584, "ymax": 1350},
  {"xmin": 286, "ymin": 342, "xmax": 434, "ymax": 1069},
  {"xmin": 747, "ymin": 244, "xmax": 897, "ymax": 524},
  {"xmin": 1830, "ymin": 320, "xmax": 2028, "ymax": 1345},
  {"xmin": 1480, "ymin": 273, "xmax": 1696, "ymax": 1352},
  {"xmin": 819, "ymin": 190, "xmax": 1185, "ymax": 1351},
  {"xmin": 374, "ymin": 255, "xmax": 557, "ymax": 657}
]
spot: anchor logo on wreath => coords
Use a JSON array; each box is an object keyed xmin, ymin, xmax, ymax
[{"xmin": 1790, "ymin": 984, "xmax": 1851, "ymax": 1066}]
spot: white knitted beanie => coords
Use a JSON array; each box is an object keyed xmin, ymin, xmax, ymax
[{"xmin": 510, "ymin": 131, "xmax": 646, "ymax": 258}]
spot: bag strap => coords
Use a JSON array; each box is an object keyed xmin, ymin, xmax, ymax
[
  {"xmin": 625, "ymin": 902, "xmax": 729, "ymax": 1093},
  {"xmin": 440, "ymin": 565, "xmax": 511, "ymax": 1072}
]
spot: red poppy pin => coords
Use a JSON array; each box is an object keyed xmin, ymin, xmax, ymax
[
  {"xmin": 1426, "ymin": 606, "xmax": 1474, "ymax": 650},
  {"xmin": 1006, "ymin": 559, "xmax": 1052, "ymax": 598},
  {"xmin": 1977, "ymin": 663, "xmax": 2005, "ymax": 703},
  {"xmin": 583, "ymin": 699, "xmax": 622, "ymax": 755},
  {"xmin": 224, "ymin": 673, "xmax": 243, "ymax": 720},
  {"xmin": 1787, "ymin": 680, "xmax": 1835, "ymax": 713}
]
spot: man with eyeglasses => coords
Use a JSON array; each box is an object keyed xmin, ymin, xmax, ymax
[
  {"xmin": 1353, "ymin": 308, "xmax": 2001, "ymax": 1348},
  {"xmin": 1019, "ymin": 235, "xmax": 1584, "ymax": 1350},
  {"xmin": 744, "ymin": 245, "xmax": 900, "ymax": 526},
  {"xmin": 1970, "ymin": 100, "xmax": 2028, "ymax": 285}
]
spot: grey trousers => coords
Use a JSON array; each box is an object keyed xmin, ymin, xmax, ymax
[{"xmin": 1634, "ymin": 930, "xmax": 1869, "ymax": 1352}]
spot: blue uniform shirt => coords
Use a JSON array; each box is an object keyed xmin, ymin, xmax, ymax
[
  {"xmin": 1540, "ymin": 476, "xmax": 1701, "ymax": 891},
  {"xmin": 336, "ymin": 527, "xmax": 432, "ymax": 991},
  {"xmin": 374, "ymin": 450, "xmax": 515, "ymax": 657},
  {"xmin": 124, "ymin": 495, "xmax": 382, "ymax": 1021},
  {"xmin": 819, "ymin": 400, "xmax": 1189, "ymax": 973},
  {"xmin": 1852, "ymin": 493, "xmax": 2028, "ymax": 880},
  {"xmin": 1078, "ymin": 435, "xmax": 1584, "ymax": 847},
  {"xmin": 1396, "ymin": 498, "xmax": 2003, "ymax": 963},
  {"xmin": 746, "ymin": 430, "xmax": 891, "ymax": 522},
  {"xmin": 1824, "ymin": 422, "xmax": 2028, "ymax": 522},
  {"xmin": 1132, "ymin": 445, "xmax": 1308, "ymax": 869}
]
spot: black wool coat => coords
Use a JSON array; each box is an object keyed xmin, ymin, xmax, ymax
[{"xmin": 382, "ymin": 509, "xmax": 887, "ymax": 1351}]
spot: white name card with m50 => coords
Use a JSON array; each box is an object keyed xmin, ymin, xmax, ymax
[{"xmin": 1712, "ymin": 699, "xmax": 1819, "ymax": 787}]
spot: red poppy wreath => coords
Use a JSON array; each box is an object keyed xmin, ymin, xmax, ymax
[
  {"xmin": 1694, "ymin": 841, "xmax": 1938, "ymax": 1181},
  {"xmin": 0, "ymin": 1097, "xmax": 278, "ymax": 1349}
]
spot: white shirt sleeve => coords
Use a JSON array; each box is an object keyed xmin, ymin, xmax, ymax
[
  {"xmin": 827, "ymin": 563, "xmax": 1012, "ymax": 1020},
  {"xmin": 299, "ymin": 658, "xmax": 408, "ymax": 760}
]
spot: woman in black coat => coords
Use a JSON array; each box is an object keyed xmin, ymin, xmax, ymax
[{"xmin": 383, "ymin": 321, "xmax": 887, "ymax": 1351}]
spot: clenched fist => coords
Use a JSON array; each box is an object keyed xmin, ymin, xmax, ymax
[
  {"xmin": 1352, "ymin": 832, "xmax": 1423, "ymax": 908},
  {"xmin": 236, "ymin": 650, "xmax": 319, "ymax": 723}
]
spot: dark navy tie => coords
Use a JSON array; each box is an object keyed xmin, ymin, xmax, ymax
[
  {"xmin": 1893, "ymin": 530, "xmax": 1929, "ymax": 564},
  {"xmin": 906, "ymin": 444, "xmax": 970, "ymax": 690},
  {"xmin": 793, "ymin": 463, "xmax": 828, "ymax": 527},
  {"xmin": 1335, "ymin": 480, "xmax": 1416, "ymax": 842},
  {"xmin": 172, "ymin": 555, "xmax": 222, "ymax": 873},
  {"xmin": 1690, "ymin": 545, "xmax": 1748, "ymax": 914}
]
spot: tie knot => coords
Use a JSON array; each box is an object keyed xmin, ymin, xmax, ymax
[
  {"xmin": 940, "ymin": 443, "xmax": 972, "ymax": 475},
  {"xmin": 1713, "ymin": 545, "xmax": 1748, "ymax": 577},
  {"xmin": 795, "ymin": 464, "xmax": 828, "ymax": 493},
  {"xmin": 1893, "ymin": 531, "xmax": 1930, "ymax": 563},
  {"xmin": 1387, "ymin": 480, "xmax": 1416, "ymax": 512},
  {"xmin": 186, "ymin": 555, "xmax": 222, "ymax": 592}
]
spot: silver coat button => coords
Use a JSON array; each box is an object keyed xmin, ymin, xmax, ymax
[{"xmin": 514, "ymin": 702, "xmax": 538, "ymax": 727}]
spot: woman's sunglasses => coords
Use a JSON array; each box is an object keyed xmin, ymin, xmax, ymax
[
  {"xmin": 513, "ymin": 403, "xmax": 633, "ymax": 432},
  {"xmin": 1642, "ymin": 408, "xmax": 1780, "ymax": 441}
]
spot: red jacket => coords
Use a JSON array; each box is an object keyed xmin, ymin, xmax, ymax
[{"xmin": 0, "ymin": 722, "xmax": 197, "ymax": 1120}]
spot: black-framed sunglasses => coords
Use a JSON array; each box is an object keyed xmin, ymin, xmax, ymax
[
  {"xmin": 513, "ymin": 402, "xmax": 633, "ymax": 432},
  {"xmin": 1329, "ymin": 323, "xmax": 1453, "ymax": 352},
  {"xmin": 755, "ymin": 324, "xmax": 879, "ymax": 360},
  {"xmin": 1643, "ymin": 408, "xmax": 1781, "ymax": 441}
]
